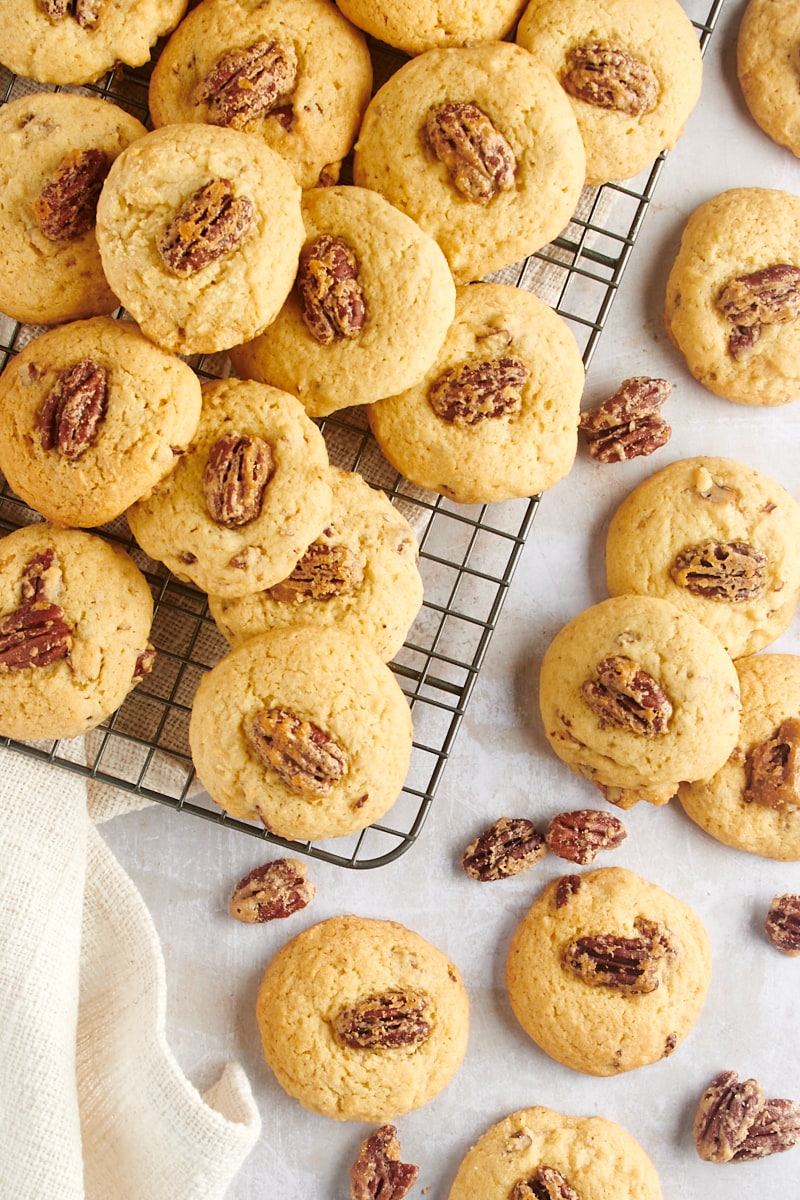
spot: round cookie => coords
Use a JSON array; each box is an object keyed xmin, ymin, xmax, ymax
[
  {"xmin": 126, "ymin": 377, "xmax": 331, "ymax": 599},
  {"xmin": 516, "ymin": 0, "xmax": 703, "ymax": 186},
  {"xmin": 0, "ymin": 523, "xmax": 154, "ymax": 741},
  {"xmin": 148, "ymin": 0, "xmax": 373, "ymax": 189},
  {"xmin": 255, "ymin": 914, "xmax": 469, "ymax": 1121},
  {"xmin": 663, "ymin": 187, "xmax": 800, "ymax": 406},
  {"xmin": 605, "ymin": 456, "xmax": 800, "ymax": 659},
  {"xmin": 678, "ymin": 654, "xmax": 800, "ymax": 861},
  {"xmin": 229, "ymin": 185, "xmax": 457, "ymax": 417},
  {"xmin": 0, "ymin": 316, "xmax": 202, "ymax": 528},
  {"xmin": 335, "ymin": 0, "xmax": 527, "ymax": 55},
  {"xmin": 95, "ymin": 122, "xmax": 304, "ymax": 356},
  {"xmin": 505, "ymin": 866, "xmax": 712, "ymax": 1076},
  {"xmin": 0, "ymin": 93, "xmax": 147, "ymax": 326},
  {"xmin": 351, "ymin": 42, "xmax": 586, "ymax": 285},
  {"xmin": 737, "ymin": 0, "xmax": 800, "ymax": 158},
  {"xmin": 367, "ymin": 281, "xmax": 584, "ymax": 504},
  {"xmin": 538, "ymin": 594, "xmax": 741, "ymax": 793},
  {"xmin": 207, "ymin": 466, "xmax": 424, "ymax": 661},
  {"xmin": 188, "ymin": 627, "xmax": 413, "ymax": 841},
  {"xmin": 0, "ymin": 0, "xmax": 187, "ymax": 85},
  {"xmin": 447, "ymin": 1106, "xmax": 662, "ymax": 1200}
]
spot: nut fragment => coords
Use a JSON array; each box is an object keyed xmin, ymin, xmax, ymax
[
  {"xmin": 0, "ymin": 601, "xmax": 73, "ymax": 672},
  {"xmin": 332, "ymin": 989, "xmax": 431, "ymax": 1050},
  {"xmin": 555, "ymin": 874, "xmax": 582, "ymax": 908},
  {"xmin": 511, "ymin": 1165, "xmax": 580, "ymax": 1200},
  {"xmin": 562, "ymin": 41, "xmax": 659, "ymax": 116},
  {"xmin": 247, "ymin": 707, "xmax": 349, "ymax": 797},
  {"xmin": 428, "ymin": 356, "xmax": 528, "ymax": 426},
  {"xmin": 670, "ymin": 540, "xmax": 767, "ymax": 602},
  {"xmin": 156, "ymin": 179, "xmax": 254, "ymax": 277},
  {"xmin": 425, "ymin": 101, "xmax": 516, "ymax": 204},
  {"xmin": 38, "ymin": 358, "xmax": 108, "ymax": 460},
  {"xmin": 562, "ymin": 915, "xmax": 677, "ymax": 994},
  {"xmin": 765, "ymin": 893, "xmax": 800, "ymax": 956},
  {"xmin": 350, "ymin": 1124, "xmax": 419, "ymax": 1200},
  {"xmin": 716, "ymin": 264, "xmax": 800, "ymax": 359},
  {"xmin": 546, "ymin": 810, "xmax": 627, "ymax": 865},
  {"xmin": 203, "ymin": 432, "xmax": 274, "ymax": 527},
  {"xmin": 229, "ymin": 857, "xmax": 315, "ymax": 923},
  {"xmin": 133, "ymin": 644, "xmax": 157, "ymax": 680},
  {"xmin": 742, "ymin": 718, "xmax": 800, "ymax": 811},
  {"xmin": 297, "ymin": 234, "xmax": 366, "ymax": 345},
  {"xmin": 196, "ymin": 39, "xmax": 298, "ymax": 130},
  {"xmin": 578, "ymin": 377, "xmax": 671, "ymax": 463},
  {"xmin": 33, "ymin": 148, "xmax": 110, "ymax": 241},
  {"xmin": 267, "ymin": 542, "xmax": 364, "ymax": 602},
  {"xmin": 581, "ymin": 655, "xmax": 672, "ymax": 736},
  {"xmin": 460, "ymin": 816, "xmax": 546, "ymax": 881},
  {"xmin": 39, "ymin": 0, "xmax": 106, "ymax": 27},
  {"xmin": 20, "ymin": 548, "xmax": 60, "ymax": 604},
  {"xmin": 693, "ymin": 1070, "xmax": 766, "ymax": 1163}
]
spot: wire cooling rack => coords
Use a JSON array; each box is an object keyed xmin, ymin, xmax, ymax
[{"xmin": 0, "ymin": 0, "xmax": 725, "ymax": 868}]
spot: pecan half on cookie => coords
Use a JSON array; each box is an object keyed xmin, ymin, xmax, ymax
[
  {"xmin": 33, "ymin": 148, "xmax": 111, "ymax": 241},
  {"xmin": 428, "ymin": 356, "xmax": 528, "ymax": 426},
  {"xmin": 425, "ymin": 101, "xmax": 516, "ymax": 204},
  {"xmin": 156, "ymin": 179, "xmax": 254, "ymax": 277},
  {"xmin": 196, "ymin": 39, "xmax": 298, "ymax": 130},
  {"xmin": 298, "ymin": 234, "xmax": 366, "ymax": 345},
  {"xmin": 247, "ymin": 706, "xmax": 349, "ymax": 797},
  {"xmin": 581, "ymin": 655, "xmax": 672, "ymax": 735},
  {"xmin": 715, "ymin": 264, "xmax": 800, "ymax": 360},
  {"xmin": 562, "ymin": 41, "xmax": 659, "ymax": 116},
  {"xmin": 38, "ymin": 359, "xmax": 108, "ymax": 459}
]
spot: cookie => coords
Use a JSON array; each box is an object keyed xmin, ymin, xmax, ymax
[
  {"xmin": 505, "ymin": 866, "xmax": 712, "ymax": 1076},
  {"xmin": 0, "ymin": 93, "xmax": 146, "ymax": 326},
  {"xmin": 447, "ymin": 1106, "xmax": 662, "ymax": 1200},
  {"xmin": 255, "ymin": 914, "xmax": 469, "ymax": 1121},
  {"xmin": 188, "ymin": 626, "xmax": 413, "ymax": 841},
  {"xmin": 0, "ymin": 523, "xmax": 154, "ymax": 741},
  {"xmin": 737, "ymin": 0, "xmax": 800, "ymax": 158},
  {"xmin": 663, "ymin": 187, "xmax": 800, "ymax": 406},
  {"xmin": 367, "ymin": 281, "xmax": 584, "ymax": 504},
  {"xmin": 335, "ymin": 0, "xmax": 527, "ymax": 56},
  {"xmin": 148, "ymin": 0, "xmax": 373, "ymax": 189},
  {"xmin": 95, "ymin": 122, "xmax": 304, "ymax": 356},
  {"xmin": 0, "ymin": 0, "xmax": 187, "ymax": 85},
  {"xmin": 229, "ymin": 184, "xmax": 456, "ymax": 417},
  {"xmin": 678, "ymin": 654, "xmax": 800, "ymax": 861},
  {"xmin": 126, "ymin": 377, "xmax": 331, "ymax": 599},
  {"xmin": 0, "ymin": 316, "xmax": 202, "ymax": 528},
  {"xmin": 207, "ymin": 466, "xmax": 424, "ymax": 662},
  {"xmin": 352, "ymin": 42, "xmax": 585, "ymax": 285},
  {"xmin": 605, "ymin": 456, "xmax": 800, "ymax": 659},
  {"xmin": 538, "ymin": 594, "xmax": 741, "ymax": 794},
  {"xmin": 516, "ymin": 0, "xmax": 703, "ymax": 187}
]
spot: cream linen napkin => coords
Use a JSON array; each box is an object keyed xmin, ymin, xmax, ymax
[{"xmin": 0, "ymin": 747, "xmax": 261, "ymax": 1200}]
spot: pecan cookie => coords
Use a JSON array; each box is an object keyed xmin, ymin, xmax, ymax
[
  {"xmin": 126, "ymin": 377, "xmax": 331, "ymax": 599},
  {"xmin": 538, "ymin": 594, "xmax": 740, "ymax": 797},
  {"xmin": 505, "ymin": 866, "xmax": 712, "ymax": 1076},
  {"xmin": 664, "ymin": 188, "xmax": 800, "ymax": 406},
  {"xmin": 0, "ymin": 93, "xmax": 146, "ymax": 325},
  {"xmin": 335, "ymin": 0, "xmax": 527, "ymax": 55},
  {"xmin": 148, "ymin": 0, "xmax": 372, "ymax": 189},
  {"xmin": 738, "ymin": 0, "xmax": 800, "ymax": 158},
  {"xmin": 447, "ymin": 1106, "xmax": 662, "ymax": 1200},
  {"xmin": 352, "ymin": 41, "xmax": 585, "ymax": 284},
  {"xmin": 229, "ymin": 184, "xmax": 456, "ymax": 416},
  {"xmin": 0, "ymin": 316, "xmax": 201, "ymax": 528},
  {"xmin": 367, "ymin": 281, "xmax": 584, "ymax": 504},
  {"xmin": 256, "ymin": 914, "xmax": 469, "ymax": 1121},
  {"xmin": 0, "ymin": 523, "xmax": 154, "ymax": 741},
  {"xmin": 208, "ymin": 466, "xmax": 424, "ymax": 662},
  {"xmin": 189, "ymin": 626, "xmax": 413, "ymax": 841},
  {"xmin": 516, "ymin": 0, "xmax": 703, "ymax": 186},
  {"xmin": 95, "ymin": 123, "xmax": 304, "ymax": 355},
  {"xmin": 605, "ymin": 456, "xmax": 800, "ymax": 659},
  {"xmin": 679, "ymin": 654, "xmax": 800, "ymax": 861}
]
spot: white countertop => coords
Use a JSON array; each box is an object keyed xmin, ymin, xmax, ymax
[{"xmin": 104, "ymin": 3, "xmax": 800, "ymax": 1195}]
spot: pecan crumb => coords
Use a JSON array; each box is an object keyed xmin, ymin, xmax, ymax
[
  {"xmin": 765, "ymin": 894, "xmax": 800, "ymax": 956},
  {"xmin": 460, "ymin": 816, "xmax": 546, "ymax": 881},
  {"xmin": 555, "ymin": 874, "xmax": 582, "ymax": 907},
  {"xmin": 743, "ymin": 718, "xmax": 800, "ymax": 810},
  {"xmin": 229, "ymin": 857, "xmax": 315, "ymax": 923},
  {"xmin": 546, "ymin": 809, "xmax": 626, "ymax": 864},
  {"xmin": 350, "ymin": 1125, "xmax": 418, "ymax": 1200},
  {"xmin": 579, "ymin": 376, "xmax": 671, "ymax": 463}
]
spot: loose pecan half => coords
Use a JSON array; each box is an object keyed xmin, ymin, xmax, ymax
[
  {"xmin": 247, "ymin": 707, "xmax": 349, "ymax": 797},
  {"xmin": 40, "ymin": 0, "xmax": 106, "ymax": 27},
  {"xmin": 229, "ymin": 857, "xmax": 315, "ymax": 923},
  {"xmin": 425, "ymin": 101, "xmax": 516, "ymax": 204},
  {"xmin": 350, "ymin": 1125, "xmax": 418, "ymax": 1200},
  {"xmin": 428, "ymin": 356, "xmax": 528, "ymax": 426},
  {"xmin": 332, "ymin": 989, "xmax": 431, "ymax": 1050},
  {"xmin": 743, "ymin": 717, "xmax": 800, "ymax": 810},
  {"xmin": 670, "ymin": 539, "xmax": 767, "ymax": 602},
  {"xmin": 765, "ymin": 893, "xmax": 800, "ymax": 956},
  {"xmin": 579, "ymin": 376, "xmax": 671, "ymax": 463},
  {"xmin": 546, "ymin": 809, "xmax": 627, "ymax": 865},
  {"xmin": 267, "ymin": 542, "xmax": 364, "ymax": 602},
  {"xmin": 562, "ymin": 41, "xmax": 659, "ymax": 116},
  {"xmin": 196, "ymin": 39, "xmax": 298, "ymax": 130},
  {"xmin": 581, "ymin": 655, "xmax": 673, "ymax": 736},
  {"xmin": 562, "ymin": 915, "xmax": 677, "ymax": 994},
  {"xmin": 0, "ymin": 600, "xmax": 73, "ymax": 672},
  {"xmin": 733, "ymin": 1098, "xmax": 800, "ymax": 1161},
  {"xmin": 693, "ymin": 1070, "xmax": 766, "ymax": 1163},
  {"xmin": 297, "ymin": 234, "xmax": 366, "ymax": 345},
  {"xmin": 33, "ymin": 148, "xmax": 110, "ymax": 241},
  {"xmin": 38, "ymin": 358, "xmax": 108, "ymax": 460},
  {"xmin": 460, "ymin": 816, "xmax": 546, "ymax": 881},
  {"xmin": 203, "ymin": 432, "xmax": 274, "ymax": 527},
  {"xmin": 511, "ymin": 1165, "xmax": 580, "ymax": 1200},
  {"xmin": 716, "ymin": 264, "xmax": 800, "ymax": 359},
  {"xmin": 156, "ymin": 179, "xmax": 254, "ymax": 277}
]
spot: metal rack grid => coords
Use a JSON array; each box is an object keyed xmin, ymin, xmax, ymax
[{"xmin": 0, "ymin": 0, "xmax": 725, "ymax": 868}]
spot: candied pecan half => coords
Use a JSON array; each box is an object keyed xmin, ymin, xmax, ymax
[
  {"xmin": 743, "ymin": 718, "xmax": 800, "ymax": 811},
  {"xmin": 0, "ymin": 600, "xmax": 73, "ymax": 671},
  {"xmin": 267, "ymin": 542, "xmax": 364, "ymax": 602},
  {"xmin": 546, "ymin": 810, "xmax": 627, "ymax": 865},
  {"xmin": 297, "ymin": 234, "xmax": 366, "ymax": 345},
  {"xmin": 247, "ymin": 707, "xmax": 349, "ymax": 797},
  {"xmin": 581, "ymin": 655, "xmax": 672, "ymax": 736},
  {"xmin": 38, "ymin": 358, "xmax": 108, "ymax": 460},
  {"xmin": 555, "ymin": 874, "xmax": 582, "ymax": 908},
  {"xmin": 511, "ymin": 1164, "xmax": 580, "ymax": 1200},
  {"xmin": 203, "ymin": 432, "xmax": 274, "ymax": 527},
  {"xmin": 670, "ymin": 540, "xmax": 767, "ymax": 603},
  {"xmin": 562, "ymin": 41, "xmax": 659, "ymax": 116},
  {"xmin": 156, "ymin": 179, "xmax": 254, "ymax": 277},
  {"xmin": 716, "ymin": 264, "xmax": 800, "ymax": 360},
  {"xmin": 693, "ymin": 1070, "xmax": 765, "ymax": 1163},
  {"xmin": 579, "ymin": 376, "xmax": 671, "ymax": 463},
  {"xmin": 428, "ymin": 356, "xmax": 528, "ymax": 426},
  {"xmin": 229, "ymin": 858, "xmax": 315, "ymax": 923},
  {"xmin": 350, "ymin": 1125, "xmax": 418, "ymax": 1200},
  {"xmin": 196, "ymin": 39, "xmax": 298, "ymax": 130},
  {"xmin": 460, "ymin": 816, "xmax": 546, "ymax": 881},
  {"xmin": 425, "ymin": 101, "xmax": 516, "ymax": 204},
  {"xmin": 332, "ymin": 989, "xmax": 431, "ymax": 1050},
  {"xmin": 733, "ymin": 1098, "xmax": 800, "ymax": 1161},
  {"xmin": 33, "ymin": 148, "xmax": 110, "ymax": 241},
  {"xmin": 765, "ymin": 894, "xmax": 800, "ymax": 956},
  {"xmin": 562, "ymin": 915, "xmax": 677, "ymax": 994},
  {"xmin": 20, "ymin": 548, "xmax": 59, "ymax": 604}
]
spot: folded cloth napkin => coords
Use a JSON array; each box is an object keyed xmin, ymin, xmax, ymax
[{"xmin": 0, "ymin": 747, "xmax": 261, "ymax": 1200}]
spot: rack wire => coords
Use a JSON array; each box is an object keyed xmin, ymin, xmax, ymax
[{"xmin": 0, "ymin": 0, "xmax": 725, "ymax": 867}]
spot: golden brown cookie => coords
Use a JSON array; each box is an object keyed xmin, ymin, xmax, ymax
[
  {"xmin": 737, "ymin": 0, "xmax": 800, "ymax": 158},
  {"xmin": 335, "ymin": 0, "xmax": 527, "ymax": 55}
]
